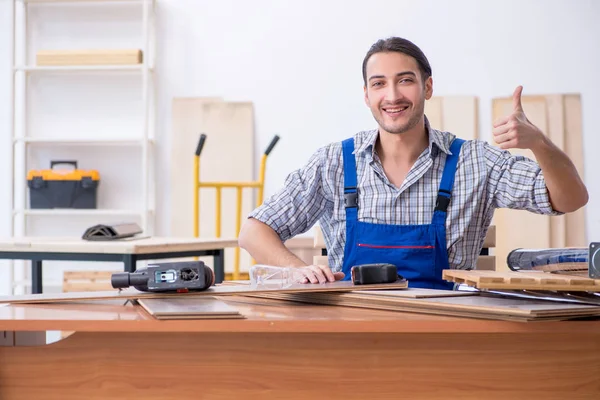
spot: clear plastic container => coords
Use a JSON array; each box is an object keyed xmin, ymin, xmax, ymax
[
  {"xmin": 248, "ymin": 265, "xmax": 306, "ymax": 289},
  {"xmin": 506, "ymin": 248, "xmax": 588, "ymax": 271}
]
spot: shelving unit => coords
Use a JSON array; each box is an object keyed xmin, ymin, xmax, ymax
[{"xmin": 9, "ymin": 0, "xmax": 156, "ymax": 294}]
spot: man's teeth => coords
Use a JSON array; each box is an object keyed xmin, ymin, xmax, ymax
[{"xmin": 384, "ymin": 106, "xmax": 408, "ymax": 112}]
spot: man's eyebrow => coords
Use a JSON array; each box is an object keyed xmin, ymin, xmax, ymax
[{"xmin": 368, "ymin": 71, "xmax": 417, "ymax": 81}]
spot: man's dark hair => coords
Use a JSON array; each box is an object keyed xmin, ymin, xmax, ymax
[{"xmin": 362, "ymin": 37, "xmax": 432, "ymax": 84}]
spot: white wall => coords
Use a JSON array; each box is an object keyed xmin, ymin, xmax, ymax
[{"xmin": 0, "ymin": 0, "xmax": 598, "ymax": 294}]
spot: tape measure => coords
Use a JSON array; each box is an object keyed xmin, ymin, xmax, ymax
[{"xmin": 351, "ymin": 263, "xmax": 401, "ymax": 285}]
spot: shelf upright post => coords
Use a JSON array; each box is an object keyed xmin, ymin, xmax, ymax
[{"xmin": 141, "ymin": 0, "xmax": 150, "ymax": 233}]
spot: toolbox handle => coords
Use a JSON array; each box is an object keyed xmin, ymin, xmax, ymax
[
  {"xmin": 195, "ymin": 134, "xmax": 206, "ymax": 156},
  {"xmin": 264, "ymin": 135, "xmax": 280, "ymax": 156},
  {"xmin": 51, "ymin": 160, "xmax": 78, "ymax": 170}
]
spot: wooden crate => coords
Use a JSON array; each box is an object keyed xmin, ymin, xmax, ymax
[{"xmin": 62, "ymin": 270, "xmax": 118, "ymax": 292}]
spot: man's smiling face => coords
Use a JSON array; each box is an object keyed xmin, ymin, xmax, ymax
[{"xmin": 364, "ymin": 51, "xmax": 432, "ymax": 135}]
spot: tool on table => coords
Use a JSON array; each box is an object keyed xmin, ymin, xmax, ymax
[
  {"xmin": 82, "ymin": 222, "xmax": 143, "ymax": 241},
  {"xmin": 194, "ymin": 133, "xmax": 280, "ymax": 280},
  {"xmin": 27, "ymin": 160, "xmax": 100, "ymax": 209},
  {"xmin": 350, "ymin": 263, "xmax": 401, "ymax": 285},
  {"xmin": 111, "ymin": 261, "xmax": 214, "ymax": 292},
  {"xmin": 506, "ymin": 248, "xmax": 589, "ymax": 275},
  {"xmin": 588, "ymin": 243, "xmax": 600, "ymax": 279}
]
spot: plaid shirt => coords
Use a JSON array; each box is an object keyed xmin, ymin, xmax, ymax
[{"xmin": 249, "ymin": 120, "xmax": 560, "ymax": 271}]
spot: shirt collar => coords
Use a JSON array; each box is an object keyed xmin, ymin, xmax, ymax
[{"xmin": 355, "ymin": 115, "xmax": 453, "ymax": 158}]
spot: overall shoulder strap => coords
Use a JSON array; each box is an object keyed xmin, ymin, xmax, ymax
[
  {"xmin": 341, "ymin": 138, "xmax": 358, "ymax": 221},
  {"xmin": 435, "ymin": 138, "xmax": 465, "ymax": 213}
]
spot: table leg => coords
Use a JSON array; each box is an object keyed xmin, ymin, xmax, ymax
[
  {"xmin": 214, "ymin": 249, "xmax": 224, "ymax": 283},
  {"xmin": 122, "ymin": 255, "xmax": 136, "ymax": 273},
  {"xmin": 31, "ymin": 260, "xmax": 43, "ymax": 294}
]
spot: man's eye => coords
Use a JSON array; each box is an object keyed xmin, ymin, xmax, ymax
[
  {"xmin": 399, "ymin": 78, "xmax": 413, "ymax": 84},
  {"xmin": 372, "ymin": 82, "xmax": 383, "ymax": 87}
]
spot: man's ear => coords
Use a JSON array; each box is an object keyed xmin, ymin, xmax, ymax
[{"xmin": 425, "ymin": 76, "xmax": 433, "ymax": 100}]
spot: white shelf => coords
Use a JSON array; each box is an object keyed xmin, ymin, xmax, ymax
[
  {"xmin": 13, "ymin": 137, "xmax": 153, "ymax": 146},
  {"xmin": 13, "ymin": 209, "xmax": 153, "ymax": 216},
  {"xmin": 22, "ymin": 0, "xmax": 148, "ymax": 4},
  {"xmin": 14, "ymin": 64, "xmax": 151, "ymax": 72},
  {"xmin": 10, "ymin": 0, "xmax": 156, "ymax": 295}
]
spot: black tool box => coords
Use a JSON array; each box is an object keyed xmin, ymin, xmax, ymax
[{"xmin": 27, "ymin": 161, "xmax": 100, "ymax": 209}]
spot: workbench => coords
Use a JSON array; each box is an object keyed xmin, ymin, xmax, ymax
[
  {"xmin": 0, "ymin": 297, "xmax": 598, "ymax": 399},
  {"xmin": 0, "ymin": 236, "xmax": 238, "ymax": 293}
]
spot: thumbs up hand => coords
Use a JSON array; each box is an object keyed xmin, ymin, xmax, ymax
[{"xmin": 492, "ymin": 86, "xmax": 545, "ymax": 151}]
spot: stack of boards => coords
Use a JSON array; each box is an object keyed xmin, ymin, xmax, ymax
[
  {"xmin": 246, "ymin": 288, "xmax": 600, "ymax": 322},
  {"xmin": 3, "ymin": 272, "xmax": 598, "ymax": 321},
  {"xmin": 0, "ymin": 280, "xmax": 409, "ymax": 320}
]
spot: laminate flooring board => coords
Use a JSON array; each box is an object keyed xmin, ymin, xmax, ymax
[
  {"xmin": 250, "ymin": 291, "xmax": 600, "ymax": 321},
  {"xmin": 0, "ymin": 280, "xmax": 409, "ymax": 304},
  {"xmin": 137, "ymin": 297, "xmax": 244, "ymax": 320}
]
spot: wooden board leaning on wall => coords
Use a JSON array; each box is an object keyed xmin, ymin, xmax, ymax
[
  {"xmin": 491, "ymin": 94, "xmax": 585, "ymax": 271},
  {"xmin": 171, "ymin": 99, "xmax": 255, "ymax": 275}
]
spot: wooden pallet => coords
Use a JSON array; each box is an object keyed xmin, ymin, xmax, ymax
[{"xmin": 443, "ymin": 269, "xmax": 600, "ymax": 292}]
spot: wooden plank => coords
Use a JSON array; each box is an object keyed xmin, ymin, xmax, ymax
[
  {"xmin": 312, "ymin": 255, "xmax": 328, "ymax": 265},
  {"xmin": 492, "ymin": 96, "xmax": 551, "ymax": 271},
  {"xmin": 440, "ymin": 96, "xmax": 479, "ymax": 140},
  {"xmin": 476, "ymin": 256, "xmax": 495, "ymax": 271},
  {"xmin": 63, "ymin": 282, "xmax": 116, "ymax": 292},
  {"xmin": 170, "ymin": 97, "xmax": 222, "ymax": 238},
  {"xmin": 314, "ymin": 225, "xmax": 326, "ymax": 248},
  {"xmin": 482, "ymin": 225, "xmax": 495, "ymax": 248},
  {"xmin": 424, "ymin": 96, "xmax": 478, "ymax": 140},
  {"xmin": 253, "ymin": 290, "xmax": 600, "ymax": 321},
  {"xmin": 63, "ymin": 271, "xmax": 115, "ymax": 280},
  {"xmin": 0, "ymin": 280, "xmax": 409, "ymax": 304},
  {"xmin": 546, "ymin": 95, "xmax": 567, "ymax": 248},
  {"xmin": 170, "ymin": 99, "xmax": 255, "ymax": 275},
  {"xmin": 563, "ymin": 95, "xmax": 587, "ymax": 247},
  {"xmin": 424, "ymin": 97, "xmax": 444, "ymax": 131},
  {"xmin": 36, "ymin": 49, "xmax": 142, "ymax": 66},
  {"xmin": 442, "ymin": 270, "xmax": 600, "ymax": 292},
  {"xmin": 137, "ymin": 298, "xmax": 244, "ymax": 320}
]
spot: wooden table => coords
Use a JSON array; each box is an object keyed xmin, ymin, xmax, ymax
[
  {"xmin": 0, "ymin": 297, "xmax": 598, "ymax": 399},
  {"xmin": 0, "ymin": 236, "xmax": 238, "ymax": 293}
]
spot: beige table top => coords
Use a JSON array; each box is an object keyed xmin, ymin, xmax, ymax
[
  {"xmin": 0, "ymin": 236, "xmax": 239, "ymax": 254},
  {"xmin": 0, "ymin": 296, "xmax": 599, "ymax": 333}
]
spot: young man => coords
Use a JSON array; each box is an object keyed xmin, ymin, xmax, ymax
[{"xmin": 238, "ymin": 37, "xmax": 588, "ymax": 289}]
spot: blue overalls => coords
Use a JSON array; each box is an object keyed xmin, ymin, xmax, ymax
[{"xmin": 341, "ymin": 137, "xmax": 465, "ymax": 290}]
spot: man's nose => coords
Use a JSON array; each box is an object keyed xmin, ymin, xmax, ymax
[{"xmin": 384, "ymin": 84, "xmax": 402, "ymax": 102}]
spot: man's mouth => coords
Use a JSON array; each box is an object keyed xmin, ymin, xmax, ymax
[{"xmin": 382, "ymin": 105, "xmax": 409, "ymax": 116}]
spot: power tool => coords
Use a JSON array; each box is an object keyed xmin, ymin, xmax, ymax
[
  {"xmin": 351, "ymin": 263, "xmax": 401, "ymax": 285},
  {"xmin": 111, "ymin": 261, "xmax": 214, "ymax": 293}
]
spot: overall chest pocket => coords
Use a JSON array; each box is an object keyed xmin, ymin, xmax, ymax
[{"xmin": 352, "ymin": 222, "xmax": 438, "ymax": 280}]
